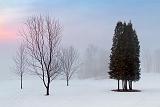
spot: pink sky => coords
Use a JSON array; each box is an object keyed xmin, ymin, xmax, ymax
[
  {"xmin": 0, "ymin": 10, "xmax": 18, "ymax": 41},
  {"xmin": 0, "ymin": 23, "xmax": 17, "ymax": 41},
  {"xmin": 0, "ymin": 0, "xmax": 31, "ymax": 42}
]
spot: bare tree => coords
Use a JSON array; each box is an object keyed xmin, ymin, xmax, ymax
[
  {"xmin": 60, "ymin": 46, "xmax": 79, "ymax": 86},
  {"xmin": 20, "ymin": 15, "xmax": 62, "ymax": 95},
  {"xmin": 14, "ymin": 43, "xmax": 27, "ymax": 89}
]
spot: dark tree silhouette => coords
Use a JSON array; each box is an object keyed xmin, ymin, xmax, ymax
[
  {"xmin": 109, "ymin": 21, "xmax": 125, "ymax": 90},
  {"xmin": 109, "ymin": 21, "xmax": 140, "ymax": 91}
]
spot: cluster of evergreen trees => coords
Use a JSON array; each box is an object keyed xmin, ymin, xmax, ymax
[{"xmin": 109, "ymin": 21, "xmax": 140, "ymax": 91}]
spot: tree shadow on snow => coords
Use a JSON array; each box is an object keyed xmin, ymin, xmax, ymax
[{"xmin": 111, "ymin": 89, "xmax": 141, "ymax": 92}]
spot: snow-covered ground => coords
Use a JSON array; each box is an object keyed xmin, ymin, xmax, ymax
[{"xmin": 0, "ymin": 73, "xmax": 160, "ymax": 107}]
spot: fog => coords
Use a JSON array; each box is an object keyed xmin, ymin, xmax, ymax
[{"xmin": 1, "ymin": 0, "xmax": 160, "ymax": 80}]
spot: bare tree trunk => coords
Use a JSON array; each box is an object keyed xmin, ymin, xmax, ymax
[
  {"xmin": 122, "ymin": 80, "xmax": 124, "ymax": 90},
  {"xmin": 67, "ymin": 80, "xmax": 69, "ymax": 86},
  {"xmin": 67, "ymin": 77, "xmax": 69, "ymax": 86},
  {"xmin": 46, "ymin": 86, "xmax": 50, "ymax": 96},
  {"xmin": 124, "ymin": 80, "xmax": 127, "ymax": 91},
  {"xmin": 21, "ymin": 75, "xmax": 23, "ymax": 89},
  {"xmin": 118, "ymin": 79, "xmax": 119, "ymax": 90},
  {"xmin": 46, "ymin": 84, "xmax": 50, "ymax": 95},
  {"xmin": 122, "ymin": 80, "xmax": 128, "ymax": 91},
  {"xmin": 129, "ymin": 80, "xmax": 132, "ymax": 90},
  {"xmin": 46, "ymin": 77, "xmax": 50, "ymax": 95}
]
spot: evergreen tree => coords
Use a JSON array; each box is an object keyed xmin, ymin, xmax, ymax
[
  {"xmin": 109, "ymin": 21, "xmax": 125, "ymax": 90},
  {"xmin": 109, "ymin": 21, "xmax": 140, "ymax": 91},
  {"xmin": 124, "ymin": 22, "xmax": 140, "ymax": 90}
]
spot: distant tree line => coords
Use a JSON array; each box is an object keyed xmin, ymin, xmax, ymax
[
  {"xmin": 78, "ymin": 45, "xmax": 109, "ymax": 79},
  {"xmin": 142, "ymin": 49, "xmax": 160, "ymax": 73}
]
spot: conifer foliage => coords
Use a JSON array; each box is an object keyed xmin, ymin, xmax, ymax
[{"xmin": 109, "ymin": 21, "xmax": 140, "ymax": 91}]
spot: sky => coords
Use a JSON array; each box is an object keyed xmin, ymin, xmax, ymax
[
  {"xmin": 1, "ymin": 0, "xmax": 160, "ymax": 49},
  {"xmin": 0, "ymin": 0, "xmax": 160, "ymax": 79}
]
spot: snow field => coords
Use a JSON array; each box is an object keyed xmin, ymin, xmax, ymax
[{"xmin": 0, "ymin": 73, "xmax": 160, "ymax": 107}]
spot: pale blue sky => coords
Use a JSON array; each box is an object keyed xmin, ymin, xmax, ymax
[{"xmin": 0, "ymin": 0, "xmax": 160, "ymax": 50}]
